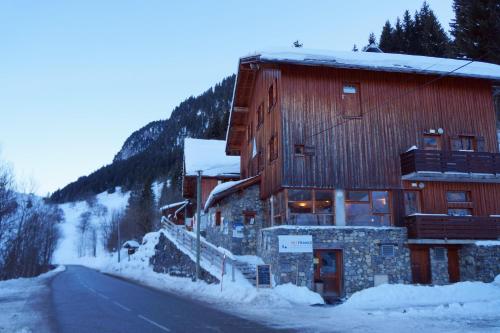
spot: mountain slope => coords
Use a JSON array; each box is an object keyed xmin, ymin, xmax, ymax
[
  {"xmin": 50, "ymin": 74, "xmax": 235, "ymax": 203},
  {"xmin": 114, "ymin": 120, "xmax": 167, "ymax": 161}
]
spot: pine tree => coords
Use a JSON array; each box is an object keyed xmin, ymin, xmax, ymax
[
  {"xmin": 368, "ymin": 32, "xmax": 376, "ymax": 45},
  {"xmin": 352, "ymin": 44, "xmax": 359, "ymax": 52},
  {"xmin": 379, "ymin": 21, "xmax": 394, "ymax": 52},
  {"xmin": 402, "ymin": 10, "xmax": 415, "ymax": 54},
  {"xmin": 418, "ymin": 1, "xmax": 451, "ymax": 57},
  {"xmin": 450, "ymin": 0, "xmax": 500, "ymax": 64},
  {"xmin": 392, "ymin": 18, "xmax": 405, "ymax": 53}
]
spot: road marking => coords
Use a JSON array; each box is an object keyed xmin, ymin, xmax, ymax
[
  {"xmin": 97, "ymin": 293, "xmax": 110, "ymax": 300},
  {"xmin": 138, "ymin": 314, "xmax": 170, "ymax": 332},
  {"xmin": 113, "ymin": 301, "xmax": 131, "ymax": 312}
]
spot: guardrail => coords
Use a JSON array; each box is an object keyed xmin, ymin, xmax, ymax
[{"xmin": 161, "ymin": 216, "xmax": 235, "ymax": 282}]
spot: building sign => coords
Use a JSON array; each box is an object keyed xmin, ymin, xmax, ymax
[
  {"xmin": 256, "ymin": 264, "xmax": 271, "ymax": 288},
  {"xmin": 278, "ymin": 235, "xmax": 313, "ymax": 253},
  {"xmin": 232, "ymin": 223, "xmax": 244, "ymax": 238}
]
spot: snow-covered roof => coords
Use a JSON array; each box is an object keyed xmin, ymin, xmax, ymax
[
  {"xmin": 244, "ymin": 48, "xmax": 500, "ymax": 81},
  {"xmin": 184, "ymin": 138, "xmax": 240, "ymax": 177},
  {"xmin": 123, "ymin": 240, "xmax": 140, "ymax": 248},
  {"xmin": 204, "ymin": 176, "xmax": 260, "ymax": 211}
]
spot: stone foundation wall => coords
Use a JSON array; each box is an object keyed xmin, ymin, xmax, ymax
[
  {"xmin": 459, "ymin": 244, "xmax": 500, "ymax": 283},
  {"xmin": 259, "ymin": 226, "xmax": 411, "ymax": 296},
  {"xmin": 150, "ymin": 232, "xmax": 219, "ymax": 284},
  {"xmin": 205, "ymin": 184, "xmax": 266, "ymax": 255}
]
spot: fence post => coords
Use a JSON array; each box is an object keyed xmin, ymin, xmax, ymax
[{"xmin": 231, "ymin": 261, "xmax": 235, "ymax": 282}]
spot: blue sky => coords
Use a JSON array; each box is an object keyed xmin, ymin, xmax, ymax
[{"xmin": 0, "ymin": 0, "xmax": 454, "ymax": 195}]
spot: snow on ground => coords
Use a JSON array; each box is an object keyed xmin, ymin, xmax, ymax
[
  {"xmin": 52, "ymin": 187, "xmax": 130, "ymax": 264},
  {"xmin": 78, "ymin": 229, "xmax": 500, "ymax": 333},
  {"xmin": 0, "ymin": 266, "xmax": 65, "ymax": 333}
]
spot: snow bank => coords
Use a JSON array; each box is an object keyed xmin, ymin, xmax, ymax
[
  {"xmin": 184, "ymin": 138, "xmax": 240, "ymax": 177},
  {"xmin": 0, "ymin": 266, "xmax": 65, "ymax": 333},
  {"xmin": 341, "ymin": 279, "xmax": 500, "ymax": 311}
]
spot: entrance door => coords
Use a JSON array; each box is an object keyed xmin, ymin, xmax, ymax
[
  {"xmin": 410, "ymin": 247, "xmax": 431, "ymax": 284},
  {"xmin": 447, "ymin": 248, "xmax": 460, "ymax": 283},
  {"xmin": 314, "ymin": 250, "xmax": 342, "ymax": 299}
]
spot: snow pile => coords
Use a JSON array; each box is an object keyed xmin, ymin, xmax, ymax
[
  {"xmin": 341, "ymin": 279, "xmax": 500, "ymax": 311},
  {"xmin": 52, "ymin": 187, "xmax": 130, "ymax": 264},
  {"xmin": 0, "ymin": 266, "xmax": 65, "ymax": 333},
  {"xmin": 252, "ymin": 48, "xmax": 500, "ymax": 80},
  {"xmin": 86, "ymin": 229, "xmax": 323, "ymax": 307},
  {"xmin": 184, "ymin": 138, "xmax": 240, "ymax": 177}
]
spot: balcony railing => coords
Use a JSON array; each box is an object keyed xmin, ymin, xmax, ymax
[
  {"xmin": 401, "ymin": 149, "xmax": 500, "ymax": 182},
  {"xmin": 405, "ymin": 214, "xmax": 500, "ymax": 240}
]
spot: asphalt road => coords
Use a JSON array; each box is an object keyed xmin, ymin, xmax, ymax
[{"xmin": 50, "ymin": 266, "xmax": 293, "ymax": 333}]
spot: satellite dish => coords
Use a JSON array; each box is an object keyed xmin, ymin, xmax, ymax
[{"xmin": 437, "ymin": 128, "xmax": 444, "ymax": 134}]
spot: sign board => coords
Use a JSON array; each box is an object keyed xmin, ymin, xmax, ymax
[
  {"xmin": 232, "ymin": 223, "xmax": 244, "ymax": 238},
  {"xmin": 278, "ymin": 235, "xmax": 313, "ymax": 253},
  {"xmin": 256, "ymin": 264, "xmax": 272, "ymax": 288}
]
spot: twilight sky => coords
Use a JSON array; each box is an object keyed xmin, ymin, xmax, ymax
[{"xmin": 0, "ymin": 0, "xmax": 454, "ymax": 195}]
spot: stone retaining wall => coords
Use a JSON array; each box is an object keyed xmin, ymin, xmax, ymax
[
  {"xmin": 259, "ymin": 226, "xmax": 412, "ymax": 296},
  {"xmin": 460, "ymin": 244, "xmax": 500, "ymax": 283},
  {"xmin": 150, "ymin": 232, "xmax": 219, "ymax": 284}
]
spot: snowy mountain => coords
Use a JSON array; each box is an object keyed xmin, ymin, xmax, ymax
[
  {"xmin": 113, "ymin": 120, "xmax": 166, "ymax": 162},
  {"xmin": 50, "ymin": 75, "xmax": 235, "ymax": 203}
]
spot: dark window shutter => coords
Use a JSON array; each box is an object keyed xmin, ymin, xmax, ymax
[
  {"xmin": 476, "ymin": 136, "xmax": 486, "ymax": 152},
  {"xmin": 450, "ymin": 136, "xmax": 461, "ymax": 151}
]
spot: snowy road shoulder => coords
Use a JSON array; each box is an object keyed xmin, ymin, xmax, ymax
[{"xmin": 0, "ymin": 266, "xmax": 65, "ymax": 333}]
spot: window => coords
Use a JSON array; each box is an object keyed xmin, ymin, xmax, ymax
[
  {"xmin": 268, "ymin": 81, "xmax": 276, "ymax": 111},
  {"xmin": 257, "ymin": 103, "xmax": 264, "ymax": 128},
  {"xmin": 434, "ymin": 247, "xmax": 446, "ymax": 261},
  {"xmin": 215, "ymin": 211, "xmax": 221, "ymax": 226},
  {"xmin": 269, "ymin": 135, "xmax": 278, "ymax": 162},
  {"xmin": 404, "ymin": 191, "xmax": 421, "ymax": 215},
  {"xmin": 446, "ymin": 191, "xmax": 472, "ymax": 216},
  {"xmin": 257, "ymin": 148, "xmax": 264, "ymax": 171},
  {"xmin": 459, "ymin": 136, "xmax": 475, "ymax": 151},
  {"xmin": 423, "ymin": 134, "xmax": 442, "ymax": 150},
  {"xmin": 381, "ymin": 244, "xmax": 395, "ymax": 257},
  {"xmin": 244, "ymin": 211, "xmax": 256, "ymax": 225},
  {"xmin": 288, "ymin": 190, "xmax": 313, "ymax": 214},
  {"xmin": 451, "ymin": 135, "xmax": 477, "ymax": 151},
  {"xmin": 345, "ymin": 190, "xmax": 391, "ymax": 226},
  {"xmin": 446, "ymin": 191, "xmax": 469, "ymax": 203},
  {"xmin": 294, "ymin": 144, "xmax": 305, "ymax": 156},
  {"xmin": 315, "ymin": 191, "xmax": 333, "ymax": 214},
  {"xmin": 342, "ymin": 82, "xmax": 362, "ymax": 117}
]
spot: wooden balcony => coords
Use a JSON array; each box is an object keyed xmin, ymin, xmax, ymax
[
  {"xmin": 401, "ymin": 149, "xmax": 500, "ymax": 183},
  {"xmin": 405, "ymin": 215, "xmax": 500, "ymax": 240}
]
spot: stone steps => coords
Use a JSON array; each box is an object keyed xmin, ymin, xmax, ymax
[{"xmin": 234, "ymin": 261, "xmax": 257, "ymax": 286}]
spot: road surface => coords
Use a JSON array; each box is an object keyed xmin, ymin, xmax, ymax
[{"xmin": 51, "ymin": 265, "xmax": 293, "ymax": 333}]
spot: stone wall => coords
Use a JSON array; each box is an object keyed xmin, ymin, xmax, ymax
[
  {"xmin": 460, "ymin": 244, "xmax": 500, "ymax": 283},
  {"xmin": 205, "ymin": 184, "xmax": 267, "ymax": 255},
  {"xmin": 430, "ymin": 247, "xmax": 449, "ymax": 285},
  {"xmin": 150, "ymin": 232, "xmax": 219, "ymax": 284},
  {"xmin": 259, "ymin": 226, "xmax": 411, "ymax": 296}
]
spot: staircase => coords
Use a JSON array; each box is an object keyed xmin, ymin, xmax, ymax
[
  {"xmin": 233, "ymin": 261, "xmax": 257, "ymax": 287},
  {"xmin": 161, "ymin": 217, "xmax": 260, "ymax": 287}
]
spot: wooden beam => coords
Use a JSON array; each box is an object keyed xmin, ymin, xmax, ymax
[{"xmin": 233, "ymin": 107, "xmax": 248, "ymax": 113}]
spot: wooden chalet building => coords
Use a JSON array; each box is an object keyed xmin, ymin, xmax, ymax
[
  {"xmin": 202, "ymin": 49, "xmax": 500, "ymax": 300},
  {"xmin": 161, "ymin": 138, "xmax": 240, "ymax": 230}
]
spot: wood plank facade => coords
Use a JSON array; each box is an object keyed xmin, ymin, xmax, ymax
[{"xmin": 227, "ymin": 55, "xmax": 500, "ymax": 233}]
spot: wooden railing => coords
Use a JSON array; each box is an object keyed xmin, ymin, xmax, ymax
[
  {"xmin": 161, "ymin": 217, "xmax": 235, "ymax": 281},
  {"xmin": 405, "ymin": 215, "xmax": 500, "ymax": 240},
  {"xmin": 401, "ymin": 149, "xmax": 500, "ymax": 175}
]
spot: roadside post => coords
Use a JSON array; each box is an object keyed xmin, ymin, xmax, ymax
[{"xmin": 195, "ymin": 170, "xmax": 202, "ymax": 281}]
